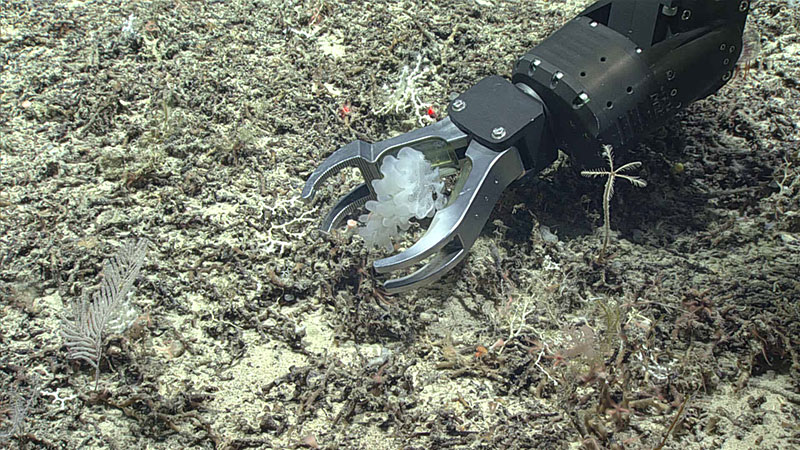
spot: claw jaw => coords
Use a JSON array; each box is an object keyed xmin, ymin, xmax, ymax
[
  {"xmin": 301, "ymin": 118, "xmax": 467, "ymax": 232},
  {"xmin": 375, "ymin": 141, "xmax": 525, "ymax": 293},
  {"xmin": 301, "ymin": 115, "xmax": 528, "ymax": 294},
  {"xmin": 301, "ymin": 140, "xmax": 379, "ymax": 204}
]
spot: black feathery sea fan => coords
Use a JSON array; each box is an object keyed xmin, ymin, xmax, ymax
[{"xmin": 61, "ymin": 239, "xmax": 149, "ymax": 388}]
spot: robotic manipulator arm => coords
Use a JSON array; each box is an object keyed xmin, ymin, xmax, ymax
[{"xmin": 302, "ymin": 0, "xmax": 750, "ymax": 293}]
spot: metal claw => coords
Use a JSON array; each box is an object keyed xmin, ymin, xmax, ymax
[
  {"xmin": 301, "ymin": 117, "xmax": 468, "ymax": 231},
  {"xmin": 303, "ymin": 117, "xmax": 527, "ymax": 294},
  {"xmin": 375, "ymin": 141, "xmax": 526, "ymax": 293}
]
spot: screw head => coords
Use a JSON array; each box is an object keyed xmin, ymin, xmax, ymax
[
  {"xmin": 452, "ymin": 99, "xmax": 466, "ymax": 112},
  {"xmin": 491, "ymin": 127, "xmax": 507, "ymax": 140}
]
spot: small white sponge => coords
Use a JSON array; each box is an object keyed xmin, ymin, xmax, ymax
[{"xmin": 359, "ymin": 147, "xmax": 447, "ymax": 251}]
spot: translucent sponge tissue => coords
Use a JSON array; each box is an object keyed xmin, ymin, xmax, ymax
[{"xmin": 359, "ymin": 147, "xmax": 447, "ymax": 251}]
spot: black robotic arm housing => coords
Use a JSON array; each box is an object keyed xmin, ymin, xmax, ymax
[{"xmin": 511, "ymin": 0, "xmax": 750, "ymax": 168}]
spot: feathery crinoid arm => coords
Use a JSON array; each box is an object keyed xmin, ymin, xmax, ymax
[{"xmin": 61, "ymin": 239, "xmax": 149, "ymax": 384}]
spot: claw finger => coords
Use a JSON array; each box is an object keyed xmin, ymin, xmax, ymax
[
  {"xmin": 302, "ymin": 118, "xmax": 468, "ymax": 203},
  {"xmin": 301, "ymin": 140, "xmax": 379, "ymax": 202},
  {"xmin": 320, "ymin": 183, "xmax": 372, "ymax": 233},
  {"xmin": 382, "ymin": 241, "xmax": 467, "ymax": 294},
  {"xmin": 373, "ymin": 141, "xmax": 525, "ymax": 275}
]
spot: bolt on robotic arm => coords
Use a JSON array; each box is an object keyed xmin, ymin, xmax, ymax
[{"xmin": 302, "ymin": 0, "xmax": 750, "ymax": 293}]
